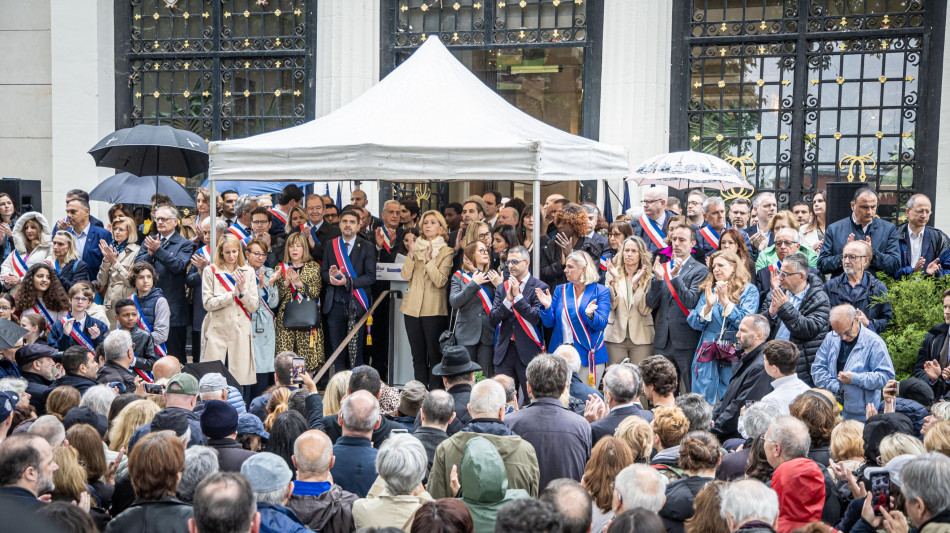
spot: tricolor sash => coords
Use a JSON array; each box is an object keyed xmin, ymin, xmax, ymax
[
  {"xmin": 663, "ymin": 261, "xmax": 690, "ymax": 316},
  {"xmin": 32, "ymin": 301, "xmax": 54, "ymax": 331},
  {"xmin": 280, "ymin": 263, "xmax": 305, "ymax": 302},
  {"xmin": 332, "ymin": 238, "xmax": 370, "ymax": 311},
  {"xmin": 768, "ymin": 261, "xmax": 782, "ymax": 275},
  {"xmin": 61, "ymin": 315, "xmax": 94, "ymax": 350},
  {"xmin": 562, "ymin": 284, "xmax": 604, "ymax": 384},
  {"xmin": 269, "ymin": 208, "xmax": 287, "ymax": 225},
  {"xmin": 212, "ymin": 265, "xmax": 251, "ymax": 319},
  {"xmin": 196, "ymin": 245, "xmax": 211, "ymax": 262},
  {"xmin": 502, "ymin": 279, "xmax": 543, "ymax": 349},
  {"xmin": 132, "ymin": 295, "xmax": 167, "ymax": 358},
  {"xmin": 639, "ymin": 215, "xmax": 666, "ymax": 249},
  {"xmin": 453, "ymin": 270, "xmax": 493, "ymax": 315},
  {"xmin": 11, "ymin": 250, "xmax": 28, "ymax": 276},
  {"xmin": 308, "ymin": 225, "xmax": 321, "ymax": 246},
  {"xmin": 699, "ymin": 225, "xmax": 720, "ymax": 249},
  {"xmin": 376, "ymin": 227, "xmax": 393, "ymax": 253},
  {"xmin": 257, "ymin": 268, "xmax": 276, "ymax": 319},
  {"xmin": 599, "ymin": 255, "xmax": 610, "ymax": 272},
  {"xmin": 227, "ymin": 224, "xmax": 251, "ymax": 245}
]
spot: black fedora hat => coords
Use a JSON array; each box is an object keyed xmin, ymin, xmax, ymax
[{"xmin": 432, "ymin": 345, "xmax": 481, "ymax": 377}]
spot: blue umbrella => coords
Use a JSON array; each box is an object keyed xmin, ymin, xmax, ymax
[
  {"xmin": 90, "ymin": 172, "xmax": 196, "ymax": 207},
  {"xmin": 622, "ymin": 182, "xmax": 631, "ymax": 213}
]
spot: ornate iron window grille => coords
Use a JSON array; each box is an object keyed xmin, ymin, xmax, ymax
[{"xmin": 672, "ymin": 0, "xmax": 943, "ymax": 223}]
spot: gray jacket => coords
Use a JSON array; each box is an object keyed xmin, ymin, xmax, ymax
[
  {"xmin": 504, "ymin": 397, "xmax": 592, "ymax": 490},
  {"xmin": 449, "ymin": 272, "xmax": 495, "ymax": 345},
  {"xmin": 645, "ymin": 256, "xmax": 709, "ymax": 354}
]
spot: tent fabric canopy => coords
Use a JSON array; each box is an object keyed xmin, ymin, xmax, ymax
[{"xmin": 208, "ymin": 38, "xmax": 629, "ymax": 183}]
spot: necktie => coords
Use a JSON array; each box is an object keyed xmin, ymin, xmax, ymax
[{"xmin": 940, "ymin": 334, "xmax": 949, "ymax": 369}]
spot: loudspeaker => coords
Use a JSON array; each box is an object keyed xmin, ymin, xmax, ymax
[
  {"xmin": 825, "ymin": 182, "xmax": 866, "ymax": 227},
  {"xmin": 0, "ymin": 178, "xmax": 42, "ymax": 213}
]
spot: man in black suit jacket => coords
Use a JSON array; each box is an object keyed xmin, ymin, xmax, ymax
[
  {"xmin": 134, "ymin": 206, "xmax": 193, "ymax": 361},
  {"xmin": 304, "ymin": 194, "xmax": 340, "ymax": 264},
  {"xmin": 322, "ymin": 210, "xmax": 376, "ymax": 371},
  {"xmin": 488, "ymin": 246, "xmax": 548, "ymax": 399},
  {"xmin": 710, "ymin": 314, "xmax": 773, "ymax": 442},
  {"xmin": 268, "ymin": 184, "xmax": 304, "ymax": 236},
  {"xmin": 374, "ymin": 200, "xmax": 405, "ymax": 263},
  {"xmin": 629, "ymin": 188, "xmax": 678, "ymax": 254},
  {"xmin": 645, "ymin": 226, "xmax": 709, "ymax": 391},
  {"xmin": 588, "ymin": 364, "xmax": 654, "ymax": 445}
]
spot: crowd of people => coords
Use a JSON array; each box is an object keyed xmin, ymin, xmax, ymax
[{"xmin": 0, "ymin": 183, "xmax": 949, "ymax": 533}]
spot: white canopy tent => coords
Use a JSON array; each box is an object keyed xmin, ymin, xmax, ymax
[{"xmin": 207, "ymin": 37, "xmax": 631, "ymax": 274}]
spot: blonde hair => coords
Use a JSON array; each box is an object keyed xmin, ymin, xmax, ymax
[
  {"xmin": 52, "ymin": 446, "xmax": 88, "ymax": 501},
  {"xmin": 53, "ymin": 231, "xmax": 80, "ymax": 263},
  {"xmin": 264, "ymin": 387, "xmax": 292, "ymax": 431},
  {"xmin": 615, "ymin": 415, "xmax": 654, "ymax": 463},
  {"xmin": 608, "ymin": 237, "xmax": 653, "ymax": 291},
  {"xmin": 879, "ymin": 433, "xmax": 926, "ymax": 464},
  {"xmin": 213, "ymin": 234, "xmax": 247, "ymax": 269},
  {"xmin": 925, "ymin": 420, "xmax": 950, "ymax": 458},
  {"xmin": 768, "ymin": 210, "xmax": 800, "ymax": 234},
  {"xmin": 112, "ymin": 216, "xmax": 139, "ymax": 244},
  {"xmin": 323, "ymin": 371, "xmax": 351, "ymax": 416},
  {"xmin": 108, "ymin": 399, "xmax": 161, "ymax": 452},
  {"xmin": 462, "ymin": 221, "xmax": 489, "ymax": 248},
  {"xmin": 566, "ymin": 251, "xmax": 600, "ymax": 285},
  {"xmin": 699, "ymin": 250, "xmax": 751, "ymax": 304},
  {"xmin": 830, "ymin": 419, "xmax": 865, "ymax": 461},
  {"xmin": 421, "ymin": 210, "xmax": 449, "ymax": 241}
]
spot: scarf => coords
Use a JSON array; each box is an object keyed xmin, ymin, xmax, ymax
[{"xmin": 414, "ymin": 235, "xmax": 447, "ymax": 261}]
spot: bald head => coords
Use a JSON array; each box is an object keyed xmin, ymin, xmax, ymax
[
  {"xmin": 339, "ymin": 390, "xmax": 381, "ymax": 436},
  {"xmin": 293, "ymin": 430, "xmax": 333, "ymax": 474},
  {"xmin": 152, "ymin": 356, "xmax": 183, "ymax": 381}
]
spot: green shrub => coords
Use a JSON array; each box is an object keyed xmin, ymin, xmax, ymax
[{"xmin": 874, "ymin": 272, "xmax": 950, "ymax": 380}]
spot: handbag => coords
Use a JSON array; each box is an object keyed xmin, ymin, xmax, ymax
[
  {"xmin": 438, "ymin": 308, "xmax": 459, "ymax": 353},
  {"xmin": 283, "ymin": 298, "xmax": 320, "ymax": 330},
  {"xmin": 695, "ymin": 312, "xmax": 739, "ymax": 364}
]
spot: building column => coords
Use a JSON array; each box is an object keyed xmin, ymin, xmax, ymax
[
  {"xmin": 598, "ymin": 1, "xmax": 673, "ymax": 219},
  {"xmin": 315, "ymin": 0, "xmax": 381, "ymax": 213},
  {"xmin": 935, "ymin": 5, "xmax": 950, "ymax": 230},
  {"xmin": 49, "ymin": 0, "xmax": 115, "ymax": 222}
]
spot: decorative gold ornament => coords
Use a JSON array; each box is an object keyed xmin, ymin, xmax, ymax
[
  {"xmin": 474, "ymin": 2, "xmax": 482, "ymax": 8},
  {"xmin": 244, "ymin": 39, "xmax": 250, "ymax": 47},
  {"xmin": 808, "ymin": 133, "xmax": 817, "ymax": 140},
  {"xmin": 275, "ymin": 60, "xmax": 282, "ymax": 68},
  {"xmin": 833, "ymin": 132, "xmax": 842, "ymax": 140},
  {"xmin": 400, "ymin": 5, "xmax": 408, "ymax": 11},
  {"xmin": 224, "ymin": 12, "xmax": 231, "ymax": 18},
  {"xmin": 294, "ymin": 9, "xmax": 301, "ymax": 15},
  {"xmin": 153, "ymin": 63, "xmax": 160, "ymax": 70},
  {"xmin": 879, "ymin": 76, "xmax": 887, "ymax": 83},
  {"xmin": 691, "ymin": 135, "xmax": 700, "ymax": 142},
  {"xmin": 275, "ymin": 38, "xmax": 281, "ymax": 46},
  {"xmin": 720, "ymin": 23, "xmax": 727, "ymax": 32},
  {"xmin": 421, "ymin": 33, "xmax": 427, "ymax": 41},
  {"xmin": 881, "ymin": 40, "xmax": 889, "ymax": 50},
  {"xmin": 779, "ymin": 134, "xmax": 788, "ymax": 140},
  {"xmin": 420, "ymin": 3, "xmax": 428, "ymax": 11},
  {"xmin": 244, "ymin": 61, "xmax": 251, "ymax": 68},
  {"xmin": 839, "ymin": 42, "xmax": 847, "ymax": 51},
  {"xmin": 756, "ymin": 79, "xmax": 765, "ymax": 87},
  {"xmin": 498, "ymin": 1, "xmax": 505, "ymax": 7},
  {"xmin": 552, "ymin": 29, "xmax": 559, "ymax": 39},
  {"xmin": 274, "ymin": 9, "xmax": 281, "ymax": 16},
  {"xmin": 839, "ymin": 17, "xmax": 847, "ymax": 26},
  {"xmin": 243, "ymin": 10, "xmax": 250, "ymax": 17},
  {"xmin": 717, "ymin": 80, "xmax": 726, "ymax": 88},
  {"xmin": 182, "ymin": 11, "xmax": 189, "ymax": 18},
  {"xmin": 715, "ymin": 134, "xmax": 724, "ymax": 142},
  {"xmin": 836, "ymin": 77, "xmax": 845, "ymax": 85},
  {"xmin": 906, "ymin": 76, "xmax": 915, "ymax": 82},
  {"xmin": 875, "ymin": 131, "xmax": 884, "ymax": 139},
  {"xmin": 243, "ymin": 90, "xmax": 250, "ymax": 98},
  {"xmin": 811, "ymin": 78, "xmax": 819, "ymax": 85},
  {"xmin": 202, "ymin": 12, "xmax": 209, "ymax": 18},
  {"xmin": 135, "ymin": 92, "xmax": 142, "ymax": 98},
  {"xmin": 553, "ymin": 0, "xmax": 560, "ymax": 5},
  {"xmin": 574, "ymin": 0, "xmax": 582, "ymax": 4},
  {"xmin": 722, "ymin": 154, "xmax": 756, "ymax": 201},
  {"xmin": 754, "ymin": 133, "xmax": 763, "ymax": 141},
  {"xmin": 274, "ymin": 90, "xmax": 281, "ymax": 96},
  {"xmin": 293, "ymin": 90, "xmax": 301, "ymax": 96},
  {"xmin": 154, "ymin": 41, "xmax": 160, "ymax": 49},
  {"xmin": 781, "ymin": 80, "xmax": 790, "ymax": 86},
  {"xmin": 839, "ymin": 152, "xmax": 876, "ymax": 182},
  {"xmin": 453, "ymin": 2, "xmax": 460, "ymax": 10},
  {"xmin": 134, "ymin": 14, "xmax": 141, "ymax": 20},
  {"xmin": 225, "ymin": 91, "xmax": 232, "ymax": 97},
  {"xmin": 153, "ymin": 91, "xmax": 160, "ymax": 98},
  {"xmin": 183, "ymin": 40, "xmax": 190, "ymax": 48},
  {"xmin": 202, "ymin": 91, "xmax": 210, "ymax": 97},
  {"xmin": 693, "ymin": 82, "xmax": 702, "ymax": 88},
  {"xmin": 902, "ymin": 132, "xmax": 912, "ymax": 138},
  {"xmin": 719, "ymin": 47, "xmax": 727, "ymax": 56},
  {"xmin": 183, "ymin": 90, "xmax": 190, "ymax": 97},
  {"xmin": 760, "ymin": 20, "xmax": 767, "ymax": 30},
  {"xmin": 519, "ymin": 30, "xmax": 525, "ymax": 39},
  {"xmin": 153, "ymin": 12, "xmax": 160, "ymax": 20},
  {"xmin": 519, "ymin": 0, "xmax": 526, "ymax": 8},
  {"xmin": 882, "ymin": 15, "xmax": 891, "ymax": 25},
  {"xmin": 184, "ymin": 62, "xmax": 190, "ymax": 69}
]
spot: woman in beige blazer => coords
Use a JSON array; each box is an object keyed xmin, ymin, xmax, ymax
[
  {"xmin": 96, "ymin": 216, "xmax": 140, "ymax": 328},
  {"xmin": 201, "ymin": 234, "xmax": 259, "ymax": 387},
  {"xmin": 604, "ymin": 236, "xmax": 655, "ymax": 366},
  {"xmin": 401, "ymin": 210, "xmax": 454, "ymax": 389}
]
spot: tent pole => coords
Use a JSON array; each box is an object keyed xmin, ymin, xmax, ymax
[
  {"xmin": 532, "ymin": 178, "xmax": 540, "ymax": 279},
  {"xmin": 209, "ymin": 177, "xmax": 217, "ymax": 255}
]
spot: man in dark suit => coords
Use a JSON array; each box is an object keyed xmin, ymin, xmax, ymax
[
  {"xmin": 319, "ymin": 366, "xmax": 399, "ymax": 448},
  {"xmin": 586, "ymin": 363, "xmax": 654, "ymax": 445},
  {"xmin": 64, "ymin": 197, "xmax": 111, "ymax": 279},
  {"xmin": 745, "ymin": 191, "xmax": 778, "ymax": 253},
  {"xmin": 710, "ymin": 314, "xmax": 773, "ymax": 442},
  {"xmin": 581, "ymin": 203, "xmax": 609, "ymax": 252},
  {"xmin": 135, "ymin": 205, "xmax": 193, "ymax": 361},
  {"xmin": 630, "ymin": 188, "xmax": 678, "ymax": 254},
  {"xmin": 304, "ymin": 193, "xmax": 340, "ymax": 264},
  {"xmin": 645, "ymin": 225, "xmax": 709, "ymax": 391},
  {"xmin": 322, "ymin": 209, "xmax": 376, "ymax": 371},
  {"xmin": 753, "ymin": 227, "xmax": 821, "ymax": 306},
  {"xmin": 694, "ymin": 196, "xmax": 751, "ymax": 259},
  {"xmin": 818, "ymin": 186, "xmax": 901, "ymax": 277},
  {"xmin": 896, "ymin": 194, "xmax": 950, "ymax": 278},
  {"xmin": 374, "ymin": 199, "xmax": 405, "ymax": 263},
  {"xmin": 489, "ymin": 245, "xmax": 548, "ymax": 399},
  {"xmin": 268, "ymin": 184, "xmax": 304, "ymax": 237},
  {"xmin": 327, "ymin": 390, "xmax": 381, "ymax": 498}
]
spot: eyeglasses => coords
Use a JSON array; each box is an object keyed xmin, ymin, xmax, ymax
[
  {"xmin": 505, "ymin": 259, "xmax": 525, "ymax": 266},
  {"xmin": 251, "ymin": 219, "xmax": 269, "ymax": 225},
  {"xmin": 71, "ymin": 296, "xmax": 90, "ymax": 303},
  {"xmin": 0, "ymin": 306, "xmax": 11, "ymax": 312},
  {"xmin": 477, "ymin": 233, "xmax": 491, "ymax": 239},
  {"xmin": 641, "ymin": 199, "xmax": 662, "ymax": 205},
  {"xmin": 774, "ymin": 240, "xmax": 798, "ymax": 247},
  {"xmin": 841, "ymin": 254, "xmax": 868, "ymax": 262},
  {"xmin": 609, "ymin": 232, "xmax": 625, "ymax": 237},
  {"xmin": 247, "ymin": 251, "xmax": 267, "ymax": 258},
  {"xmin": 777, "ymin": 270, "xmax": 804, "ymax": 278},
  {"xmin": 153, "ymin": 217, "xmax": 173, "ymax": 223}
]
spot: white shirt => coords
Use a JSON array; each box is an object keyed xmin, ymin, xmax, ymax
[
  {"xmin": 760, "ymin": 375, "xmax": 811, "ymax": 415},
  {"xmin": 503, "ymin": 273, "xmax": 531, "ymax": 310},
  {"xmin": 908, "ymin": 226, "xmax": 925, "ymax": 266}
]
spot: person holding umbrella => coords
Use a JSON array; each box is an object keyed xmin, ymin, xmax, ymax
[
  {"xmin": 97, "ymin": 216, "xmax": 140, "ymax": 328},
  {"xmin": 134, "ymin": 205, "xmax": 193, "ymax": 361},
  {"xmin": 0, "ymin": 212, "xmax": 53, "ymax": 296},
  {"xmin": 13, "ymin": 263, "xmax": 70, "ymax": 328},
  {"xmin": 201, "ymin": 234, "xmax": 259, "ymax": 395}
]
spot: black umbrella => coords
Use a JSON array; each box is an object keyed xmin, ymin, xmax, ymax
[
  {"xmin": 89, "ymin": 172, "xmax": 196, "ymax": 208},
  {"xmin": 0, "ymin": 320, "xmax": 28, "ymax": 351},
  {"xmin": 88, "ymin": 124, "xmax": 209, "ymax": 180}
]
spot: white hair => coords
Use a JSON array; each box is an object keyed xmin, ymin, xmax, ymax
[
  {"xmin": 468, "ymin": 379, "xmax": 506, "ymax": 417},
  {"xmin": 103, "ymin": 329, "xmax": 133, "ymax": 362},
  {"xmin": 614, "ymin": 464, "xmax": 668, "ymax": 512},
  {"xmin": 179, "ymin": 446, "xmax": 219, "ymax": 502},
  {"xmin": 720, "ymin": 479, "xmax": 779, "ymax": 525},
  {"xmin": 81, "ymin": 385, "xmax": 118, "ymax": 416},
  {"xmin": 376, "ymin": 433, "xmax": 428, "ymax": 496},
  {"xmin": 553, "ymin": 345, "xmax": 582, "ymax": 375},
  {"xmin": 0, "ymin": 377, "xmax": 28, "ymax": 396}
]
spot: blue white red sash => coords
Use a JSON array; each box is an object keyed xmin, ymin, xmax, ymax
[
  {"xmin": 562, "ymin": 284, "xmax": 604, "ymax": 384},
  {"xmin": 61, "ymin": 315, "xmax": 94, "ymax": 350},
  {"xmin": 454, "ymin": 270, "xmax": 493, "ymax": 315},
  {"xmin": 332, "ymin": 238, "xmax": 370, "ymax": 311},
  {"xmin": 257, "ymin": 268, "xmax": 276, "ymax": 319},
  {"xmin": 269, "ymin": 208, "xmax": 287, "ymax": 225},
  {"xmin": 212, "ymin": 266, "xmax": 251, "ymax": 319},
  {"xmin": 768, "ymin": 261, "xmax": 782, "ymax": 275},
  {"xmin": 11, "ymin": 250, "xmax": 28, "ymax": 277},
  {"xmin": 377, "ymin": 227, "xmax": 393, "ymax": 253},
  {"xmin": 502, "ymin": 279, "xmax": 543, "ymax": 349},
  {"xmin": 639, "ymin": 215, "xmax": 666, "ymax": 249},
  {"xmin": 32, "ymin": 301, "xmax": 54, "ymax": 331},
  {"xmin": 132, "ymin": 295, "xmax": 167, "ymax": 358},
  {"xmin": 699, "ymin": 225, "xmax": 720, "ymax": 249},
  {"xmin": 663, "ymin": 261, "xmax": 690, "ymax": 316},
  {"xmin": 599, "ymin": 255, "xmax": 610, "ymax": 272},
  {"xmin": 196, "ymin": 245, "xmax": 211, "ymax": 262},
  {"xmin": 280, "ymin": 263, "xmax": 305, "ymax": 302},
  {"xmin": 227, "ymin": 224, "xmax": 251, "ymax": 245}
]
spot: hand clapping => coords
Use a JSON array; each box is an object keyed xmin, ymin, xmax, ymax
[{"xmin": 535, "ymin": 287, "xmax": 552, "ymax": 309}]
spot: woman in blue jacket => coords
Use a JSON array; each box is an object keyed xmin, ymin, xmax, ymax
[
  {"xmin": 687, "ymin": 250, "xmax": 759, "ymax": 404},
  {"xmin": 537, "ymin": 250, "xmax": 611, "ymax": 388}
]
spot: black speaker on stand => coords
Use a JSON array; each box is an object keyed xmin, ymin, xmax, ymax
[
  {"xmin": 825, "ymin": 182, "xmax": 866, "ymax": 227},
  {"xmin": 0, "ymin": 178, "xmax": 43, "ymax": 213}
]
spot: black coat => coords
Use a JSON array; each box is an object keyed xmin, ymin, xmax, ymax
[
  {"xmin": 97, "ymin": 361, "xmax": 137, "ymax": 393},
  {"xmin": 321, "ymin": 235, "xmax": 376, "ymax": 315},
  {"xmin": 105, "ymin": 498, "xmax": 193, "ymax": 533},
  {"xmin": 760, "ymin": 274, "xmax": 831, "ymax": 386},
  {"xmin": 321, "ymin": 411, "xmax": 399, "ymax": 449},
  {"xmin": 659, "ymin": 476, "xmax": 714, "ymax": 533},
  {"xmin": 590, "ymin": 404, "xmax": 654, "ymax": 445},
  {"xmin": 45, "ymin": 373, "xmax": 99, "ymax": 402},
  {"xmin": 55, "ymin": 258, "xmax": 90, "ymax": 292},
  {"xmin": 913, "ymin": 322, "xmax": 950, "ymax": 398},
  {"xmin": 539, "ymin": 235, "xmax": 603, "ymax": 288},
  {"xmin": 21, "ymin": 371, "xmax": 51, "ymax": 415},
  {"xmin": 488, "ymin": 275, "xmax": 548, "ymax": 367},
  {"xmin": 710, "ymin": 345, "xmax": 773, "ymax": 442},
  {"xmin": 207, "ymin": 438, "xmax": 257, "ymax": 472},
  {"xmin": 413, "ymin": 382, "xmax": 472, "ymax": 435},
  {"xmin": 135, "ymin": 232, "xmax": 193, "ymax": 326}
]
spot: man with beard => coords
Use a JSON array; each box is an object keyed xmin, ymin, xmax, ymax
[
  {"xmin": 0, "ymin": 434, "xmax": 58, "ymax": 509},
  {"xmin": 709, "ymin": 314, "xmax": 774, "ymax": 441}
]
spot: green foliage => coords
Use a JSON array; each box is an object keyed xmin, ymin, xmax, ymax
[{"xmin": 873, "ymin": 272, "xmax": 950, "ymax": 379}]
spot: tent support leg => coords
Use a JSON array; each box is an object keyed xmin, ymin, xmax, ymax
[
  {"xmin": 209, "ymin": 178, "xmax": 217, "ymax": 254},
  {"xmin": 533, "ymin": 179, "xmax": 540, "ymax": 279}
]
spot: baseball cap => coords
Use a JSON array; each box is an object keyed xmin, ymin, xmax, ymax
[
  {"xmin": 15, "ymin": 344, "xmax": 58, "ymax": 368},
  {"xmin": 397, "ymin": 380, "xmax": 427, "ymax": 419},
  {"xmin": 237, "ymin": 413, "xmax": 269, "ymax": 440},
  {"xmin": 166, "ymin": 373, "xmax": 199, "ymax": 395},
  {"xmin": 0, "ymin": 391, "xmax": 18, "ymax": 420},
  {"xmin": 198, "ymin": 373, "xmax": 228, "ymax": 394},
  {"xmin": 241, "ymin": 452, "xmax": 293, "ymax": 493},
  {"xmin": 864, "ymin": 454, "xmax": 918, "ymax": 489}
]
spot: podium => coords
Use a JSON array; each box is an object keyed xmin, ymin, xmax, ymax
[{"xmin": 376, "ymin": 263, "xmax": 414, "ymax": 387}]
